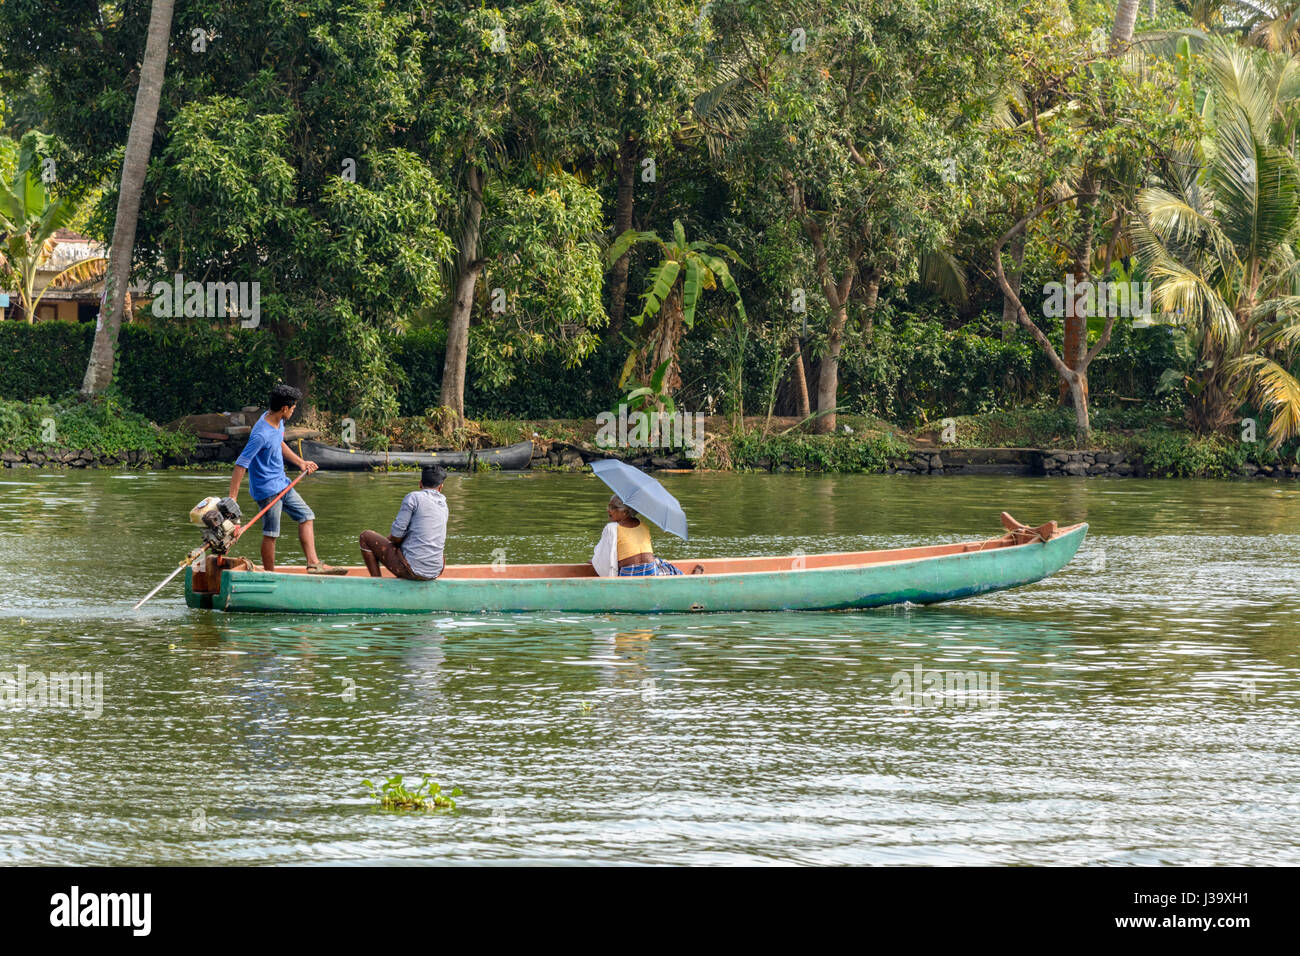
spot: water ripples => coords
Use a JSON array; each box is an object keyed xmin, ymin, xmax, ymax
[{"xmin": 0, "ymin": 471, "xmax": 1297, "ymax": 863}]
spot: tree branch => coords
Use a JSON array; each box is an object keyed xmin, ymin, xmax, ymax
[{"xmin": 992, "ymin": 194, "xmax": 1086, "ymax": 383}]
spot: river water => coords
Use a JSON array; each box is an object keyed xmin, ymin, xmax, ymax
[{"xmin": 0, "ymin": 469, "xmax": 1296, "ymax": 864}]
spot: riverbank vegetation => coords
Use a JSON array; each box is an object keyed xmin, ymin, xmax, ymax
[
  {"xmin": 0, "ymin": 393, "xmax": 193, "ymax": 460},
  {"xmin": 5, "ymin": 2, "xmax": 1300, "ymax": 469}
]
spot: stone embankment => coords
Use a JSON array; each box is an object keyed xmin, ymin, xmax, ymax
[{"xmin": 2, "ymin": 447, "xmax": 159, "ymax": 468}]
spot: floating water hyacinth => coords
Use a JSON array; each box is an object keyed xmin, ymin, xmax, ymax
[{"xmin": 363, "ymin": 774, "xmax": 462, "ymax": 811}]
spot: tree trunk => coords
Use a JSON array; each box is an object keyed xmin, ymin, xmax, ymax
[
  {"xmin": 1062, "ymin": 176, "xmax": 1096, "ymax": 406},
  {"xmin": 789, "ymin": 335, "xmax": 811, "ymax": 418},
  {"xmin": 1111, "ymin": 0, "xmax": 1140, "ymax": 48},
  {"xmin": 440, "ymin": 261, "xmax": 484, "ymax": 420},
  {"xmin": 992, "ymin": 201, "xmax": 1121, "ymax": 440},
  {"xmin": 1001, "ymin": 229, "xmax": 1026, "ymax": 340},
  {"xmin": 787, "ymin": 175, "xmax": 855, "ymax": 434},
  {"xmin": 650, "ymin": 284, "xmax": 685, "ymax": 395},
  {"xmin": 1146, "ymin": 0, "xmax": 1156, "ymax": 19},
  {"xmin": 606, "ymin": 135, "xmax": 638, "ymax": 338},
  {"xmin": 861, "ymin": 275, "xmax": 879, "ymax": 341},
  {"xmin": 270, "ymin": 314, "xmax": 312, "ymax": 421},
  {"xmin": 439, "ymin": 165, "xmax": 485, "ymax": 419},
  {"xmin": 1068, "ymin": 373, "xmax": 1090, "ymax": 438},
  {"xmin": 80, "ymin": 0, "xmax": 175, "ymax": 396},
  {"xmin": 282, "ymin": 359, "xmax": 312, "ymax": 421},
  {"xmin": 815, "ymin": 298, "xmax": 849, "ymax": 434},
  {"xmin": 1188, "ymin": 340, "xmax": 1238, "ymax": 434}
]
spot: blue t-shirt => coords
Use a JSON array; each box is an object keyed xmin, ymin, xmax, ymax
[{"xmin": 234, "ymin": 413, "xmax": 290, "ymax": 502}]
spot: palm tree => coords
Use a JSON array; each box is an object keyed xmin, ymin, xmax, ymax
[
  {"xmin": 1114, "ymin": 0, "xmax": 1143, "ymax": 47},
  {"xmin": 607, "ymin": 219, "xmax": 746, "ymax": 398},
  {"xmin": 81, "ymin": 0, "xmax": 175, "ymax": 395},
  {"xmin": 0, "ymin": 140, "xmax": 106, "ymax": 322},
  {"xmin": 1135, "ymin": 40, "xmax": 1300, "ymax": 446},
  {"xmin": 1177, "ymin": 0, "xmax": 1300, "ymax": 53}
]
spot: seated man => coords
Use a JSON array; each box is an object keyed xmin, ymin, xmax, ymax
[{"xmin": 359, "ymin": 465, "xmax": 448, "ymax": 580}]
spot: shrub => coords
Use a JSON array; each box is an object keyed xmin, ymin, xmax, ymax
[
  {"xmin": 394, "ymin": 328, "xmax": 624, "ymax": 419},
  {"xmin": 1130, "ymin": 430, "xmax": 1235, "ymax": 478},
  {"xmin": 838, "ymin": 315, "xmax": 1053, "ymax": 425},
  {"xmin": 723, "ymin": 429, "xmax": 911, "ymax": 472},
  {"xmin": 116, "ymin": 324, "xmax": 279, "ymax": 422},
  {"xmin": 0, "ymin": 392, "xmax": 196, "ymax": 457}
]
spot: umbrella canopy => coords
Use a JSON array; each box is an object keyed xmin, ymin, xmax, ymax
[{"xmin": 590, "ymin": 458, "xmax": 688, "ymax": 540}]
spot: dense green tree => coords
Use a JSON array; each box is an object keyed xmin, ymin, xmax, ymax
[
  {"xmin": 3, "ymin": 1, "xmax": 453, "ymax": 415},
  {"xmin": 412, "ymin": 1, "xmax": 623, "ymax": 418},
  {"xmin": 703, "ymin": 0, "xmax": 1014, "ymax": 433},
  {"xmin": 470, "ymin": 167, "xmax": 607, "ymax": 389},
  {"xmin": 6, "ymin": 0, "xmax": 1279, "ymax": 442},
  {"xmin": 989, "ymin": 2, "xmax": 1190, "ymax": 435},
  {"xmin": 562, "ymin": 0, "xmax": 703, "ymax": 337}
]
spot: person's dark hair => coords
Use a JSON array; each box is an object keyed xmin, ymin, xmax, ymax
[
  {"xmin": 421, "ymin": 465, "xmax": 447, "ymax": 488},
  {"xmin": 268, "ymin": 383, "xmax": 302, "ymax": 412}
]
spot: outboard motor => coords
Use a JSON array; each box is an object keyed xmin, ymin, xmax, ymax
[{"xmin": 189, "ymin": 496, "xmax": 243, "ymax": 555}]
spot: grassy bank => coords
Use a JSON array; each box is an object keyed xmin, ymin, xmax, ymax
[{"xmin": 3, "ymin": 393, "xmax": 1296, "ymax": 479}]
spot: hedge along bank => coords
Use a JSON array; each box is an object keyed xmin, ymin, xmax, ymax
[
  {"xmin": 0, "ymin": 315, "xmax": 1185, "ymax": 430},
  {"xmin": 1, "ymin": 321, "xmax": 1291, "ymax": 479}
]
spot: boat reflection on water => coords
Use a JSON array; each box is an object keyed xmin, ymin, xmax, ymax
[{"xmin": 174, "ymin": 605, "xmax": 1082, "ymax": 734}]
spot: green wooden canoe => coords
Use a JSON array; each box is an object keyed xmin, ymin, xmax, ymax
[{"xmin": 184, "ymin": 518, "xmax": 1087, "ymax": 615}]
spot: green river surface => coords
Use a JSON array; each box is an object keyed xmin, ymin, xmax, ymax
[{"xmin": 0, "ymin": 468, "xmax": 1297, "ymax": 865}]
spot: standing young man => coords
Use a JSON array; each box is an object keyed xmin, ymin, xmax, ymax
[
  {"xmin": 358, "ymin": 465, "xmax": 449, "ymax": 580},
  {"xmin": 229, "ymin": 383, "xmax": 345, "ymax": 574}
]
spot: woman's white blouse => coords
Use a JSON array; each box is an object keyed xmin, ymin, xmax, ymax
[{"xmin": 592, "ymin": 521, "xmax": 620, "ymax": 577}]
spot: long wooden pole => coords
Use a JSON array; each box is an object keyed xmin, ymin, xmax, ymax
[
  {"xmin": 132, "ymin": 471, "xmax": 310, "ymax": 609},
  {"xmin": 231, "ymin": 470, "xmax": 309, "ymax": 541}
]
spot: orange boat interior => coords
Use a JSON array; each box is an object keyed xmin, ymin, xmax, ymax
[{"xmin": 219, "ymin": 517, "xmax": 1082, "ymax": 581}]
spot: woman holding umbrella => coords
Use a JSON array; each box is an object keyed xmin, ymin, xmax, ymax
[
  {"xmin": 592, "ymin": 495, "xmax": 683, "ymax": 577},
  {"xmin": 588, "ymin": 459, "xmax": 688, "ymax": 577}
]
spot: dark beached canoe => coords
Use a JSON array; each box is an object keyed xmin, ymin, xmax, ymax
[
  {"xmin": 184, "ymin": 513, "xmax": 1087, "ymax": 615},
  {"xmin": 291, "ymin": 438, "xmax": 534, "ymax": 471}
]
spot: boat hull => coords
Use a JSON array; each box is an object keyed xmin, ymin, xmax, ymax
[
  {"xmin": 295, "ymin": 439, "xmax": 534, "ymax": 471},
  {"xmin": 185, "ymin": 523, "xmax": 1087, "ymax": 615}
]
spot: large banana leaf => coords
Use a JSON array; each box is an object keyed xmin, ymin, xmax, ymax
[
  {"xmin": 705, "ymin": 256, "xmax": 747, "ymax": 322},
  {"xmin": 681, "ymin": 257, "xmax": 702, "ymax": 328},
  {"xmin": 632, "ymin": 259, "xmax": 681, "ymax": 325},
  {"xmin": 606, "ymin": 229, "xmax": 661, "ymax": 268}
]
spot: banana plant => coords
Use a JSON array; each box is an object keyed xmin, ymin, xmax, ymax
[
  {"xmin": 613, "ymin": 357, "xmax": 677, "ymax": 417},
  {"xmin": 0, "ymin": 139, "xmax": 104, "ymax": 323},
  {"xmin": 607, "ymin": 218, "xmax": 746, "ymax": 400}
]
